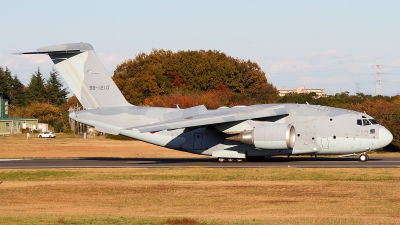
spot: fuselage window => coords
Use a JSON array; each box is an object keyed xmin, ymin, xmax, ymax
[
  {"xmin": 370, "ymin": 129, "xmax": 375, "ymax": 134},
  {"xmin": 363, "ymin": 119, "xmax": 371, "ymax": 126},
  {"xmin": 357, "ymin": 119, "xmax": 362, "ymax": 126}
]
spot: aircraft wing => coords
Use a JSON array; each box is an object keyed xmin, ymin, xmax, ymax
[{"xmin": 130, "ymin": 104, "xmax": 288, "ymax": 133}]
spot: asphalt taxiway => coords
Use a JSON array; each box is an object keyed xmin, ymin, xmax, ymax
[{"xmin": 1, "ymin": 157, "xmax": 400, "ymax": 168}]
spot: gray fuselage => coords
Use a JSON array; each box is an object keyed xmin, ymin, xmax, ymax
[{"xmin": 71, "ymin": 103, "xmax": 392, "ymax": 158}]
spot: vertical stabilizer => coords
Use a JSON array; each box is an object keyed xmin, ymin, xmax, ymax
[{"xmin": 20, "ymin": 43, "xmax": 131, "ymax": 109}]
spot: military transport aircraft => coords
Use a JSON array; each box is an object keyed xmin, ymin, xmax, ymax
[{"xmin": 18, "ymin": 43, "xmax": 393, "ymax": 162}]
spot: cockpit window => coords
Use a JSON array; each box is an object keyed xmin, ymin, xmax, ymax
[
  {"xmin": 357, "ymin": 119, "xmax": 378, "ymax": 126},
  {"xmin": 363, "ymin": 119, "xmax": 371, "ymax": 126},
  {"xmin": 369, "ymin": 119, "xmax": 379, "ymax": 124}
]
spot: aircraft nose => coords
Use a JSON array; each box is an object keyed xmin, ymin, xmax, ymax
[{"xmin": 379, "ymin": 127, "xmax": 393, "ymax": 148}]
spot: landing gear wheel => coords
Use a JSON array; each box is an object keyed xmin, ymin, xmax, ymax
[
  {"xmin": 236, "ymin": 158, "xmax": 244, "ymax": 163},
  {"xmin": 218, "ymin": 158, "xmax": 226, "ymax": 163},
  {"xmin": 359, "ymin": 154, "xmax": 368, "ymax": 162},
  {"xmin": 227, "ymin": 158, "xmax": 234, "ymax": 163}
]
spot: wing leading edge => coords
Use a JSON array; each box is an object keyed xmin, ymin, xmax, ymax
[{"xmin": 129, "ymin": 104, "xmax": 288, "ymax": 133}]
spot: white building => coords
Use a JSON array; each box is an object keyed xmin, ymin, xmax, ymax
[
  {"xmin": 278, "ymin": 86, "xmax": 327, "ymax": 97},
  {"xmin": 38, "ymin": 123, "xmax": 49, "ymax": 132}
]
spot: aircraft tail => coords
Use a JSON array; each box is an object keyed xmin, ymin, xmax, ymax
[{"xmin": 20, "ymin": 43, "xmax": 131, "ymax": 109}]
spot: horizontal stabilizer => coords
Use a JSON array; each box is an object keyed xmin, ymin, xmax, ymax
[{"xmin": 14, "ymin": 49, "xmax": 82, "ymax": 55}]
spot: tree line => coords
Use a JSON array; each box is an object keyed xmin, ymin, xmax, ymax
[
  {"xmin": 1, "ymin": 48, "xmax": 399, "ymax": 151},
  {"xmin": 0, "ymin": 66, "xmax": 70, "ymax": 132}
]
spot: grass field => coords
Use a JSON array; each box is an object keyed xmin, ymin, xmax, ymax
[
  {"xmin": 0, "ymin": 133, "xmax": 208, "ymax": 159},
  {"xmin": 1, "ymin": 133, "xmax": 400, "ymax": 224}
]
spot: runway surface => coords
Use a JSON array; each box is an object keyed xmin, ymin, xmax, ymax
[{"xmin": 1, "ymin": 157, "xmax": 400, "ymax": 168}]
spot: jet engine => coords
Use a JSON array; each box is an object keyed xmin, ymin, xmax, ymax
[{"xmin": 227, "ymin": 124, "xmax": 296, "ymax": 149}]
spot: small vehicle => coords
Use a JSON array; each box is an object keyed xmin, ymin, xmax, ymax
[{"xmin": 38, "ymin": 131, "xmax": 56, "ymax": 138}]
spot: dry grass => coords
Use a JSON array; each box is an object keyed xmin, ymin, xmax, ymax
[
  {"xmin": 0, "ymin": 133, "xmax": 208, "ymax": 158},
  {"xmin": 0, "ymin": 168, "xmax": 400, "ymax": 224},
  {"xmin": 1, "ymin": 133, "xmax": 400, "ymax": 224}
]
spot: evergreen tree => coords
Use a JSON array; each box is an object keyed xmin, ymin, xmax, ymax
[
  {"xmin": 45, "ymin": 67, "xmax": 68, "ymax": 105},
  {"xmin": 26, "ymin": 68, "xmax": 46, "ymax": 104},
  {"xmin": 0, "ymin": 67, "xmax": 7, "ymax": 98},
  {"xmin": 10, "ymin": 75, "xmax": 26, "ymax": 106},
  {"xmin": 0, "ymin": 66, "xmax": 13, "ymax": 100}
]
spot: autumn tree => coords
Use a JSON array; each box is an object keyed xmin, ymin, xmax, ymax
[
  {"xmin": 64, "ymin": 95, "xmax": 82, "ymax": 110},
  {"xmin": 113, "ymin": 49, "xmax": 277, "ymax": 106},
  {"xmin": 9, "ymin": 101, "xmax": 62, "ymax": 122}
]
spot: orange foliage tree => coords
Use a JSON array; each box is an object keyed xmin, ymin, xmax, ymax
[
  {"xmin": 143, "ymin": 85, "xmax": 234, "ymax": 109},
  {"xmin": 9, "ymin": 101, "xmax": 63, "ymax": 124},
  {"xmin": 113, "ymin": 49, "xmax": 277, "ymax": 106}
]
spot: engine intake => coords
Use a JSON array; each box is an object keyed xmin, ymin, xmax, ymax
[{"xmin": 227, "ymin": 124, "xmax": 296, "ymax": 149}]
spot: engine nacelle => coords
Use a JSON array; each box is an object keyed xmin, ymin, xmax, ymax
[{"xmin": 229, "ymin": 124, "xmax": 296, "ymax": 149}]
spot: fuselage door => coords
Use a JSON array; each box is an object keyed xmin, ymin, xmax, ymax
[{"xmin": 321, "ymin": 137, "xmax": 329, "ymax": 149}]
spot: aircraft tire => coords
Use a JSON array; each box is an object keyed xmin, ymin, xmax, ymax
[
  {"xmin": 236, "ymin": 158, "xmax": 244, "ymax": 163},
  {"xmin": 359, "ymin": 154, "xmax": 368, "ymax": 162},
  {"xmin": 218, "ymin": 158, "xmax": 226, "ymax": 163},
  {"xmin": 227, "ymin": 158, "xmax": 235, "ymax": 163}
]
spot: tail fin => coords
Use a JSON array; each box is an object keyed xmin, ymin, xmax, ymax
[{"xmin": 20, "ymin": 43, "xmax": 131, "ymax": 109}]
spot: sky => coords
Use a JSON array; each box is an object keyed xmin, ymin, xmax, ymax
[{"xmin": 1, "ymin": 0, "xmax": 400, "ymax": 97}]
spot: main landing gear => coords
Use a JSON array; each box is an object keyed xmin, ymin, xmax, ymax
[
  {"xmin": 359, "ymin": 152, "xmax": 369, "ymax": 162},
  {"xmin": 218, "ymin": 156, "xmax": 265, "ymax": 163},
  {"xmin": 218, "ymin": 158, "xmax": 244, "ymax": 163}
]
